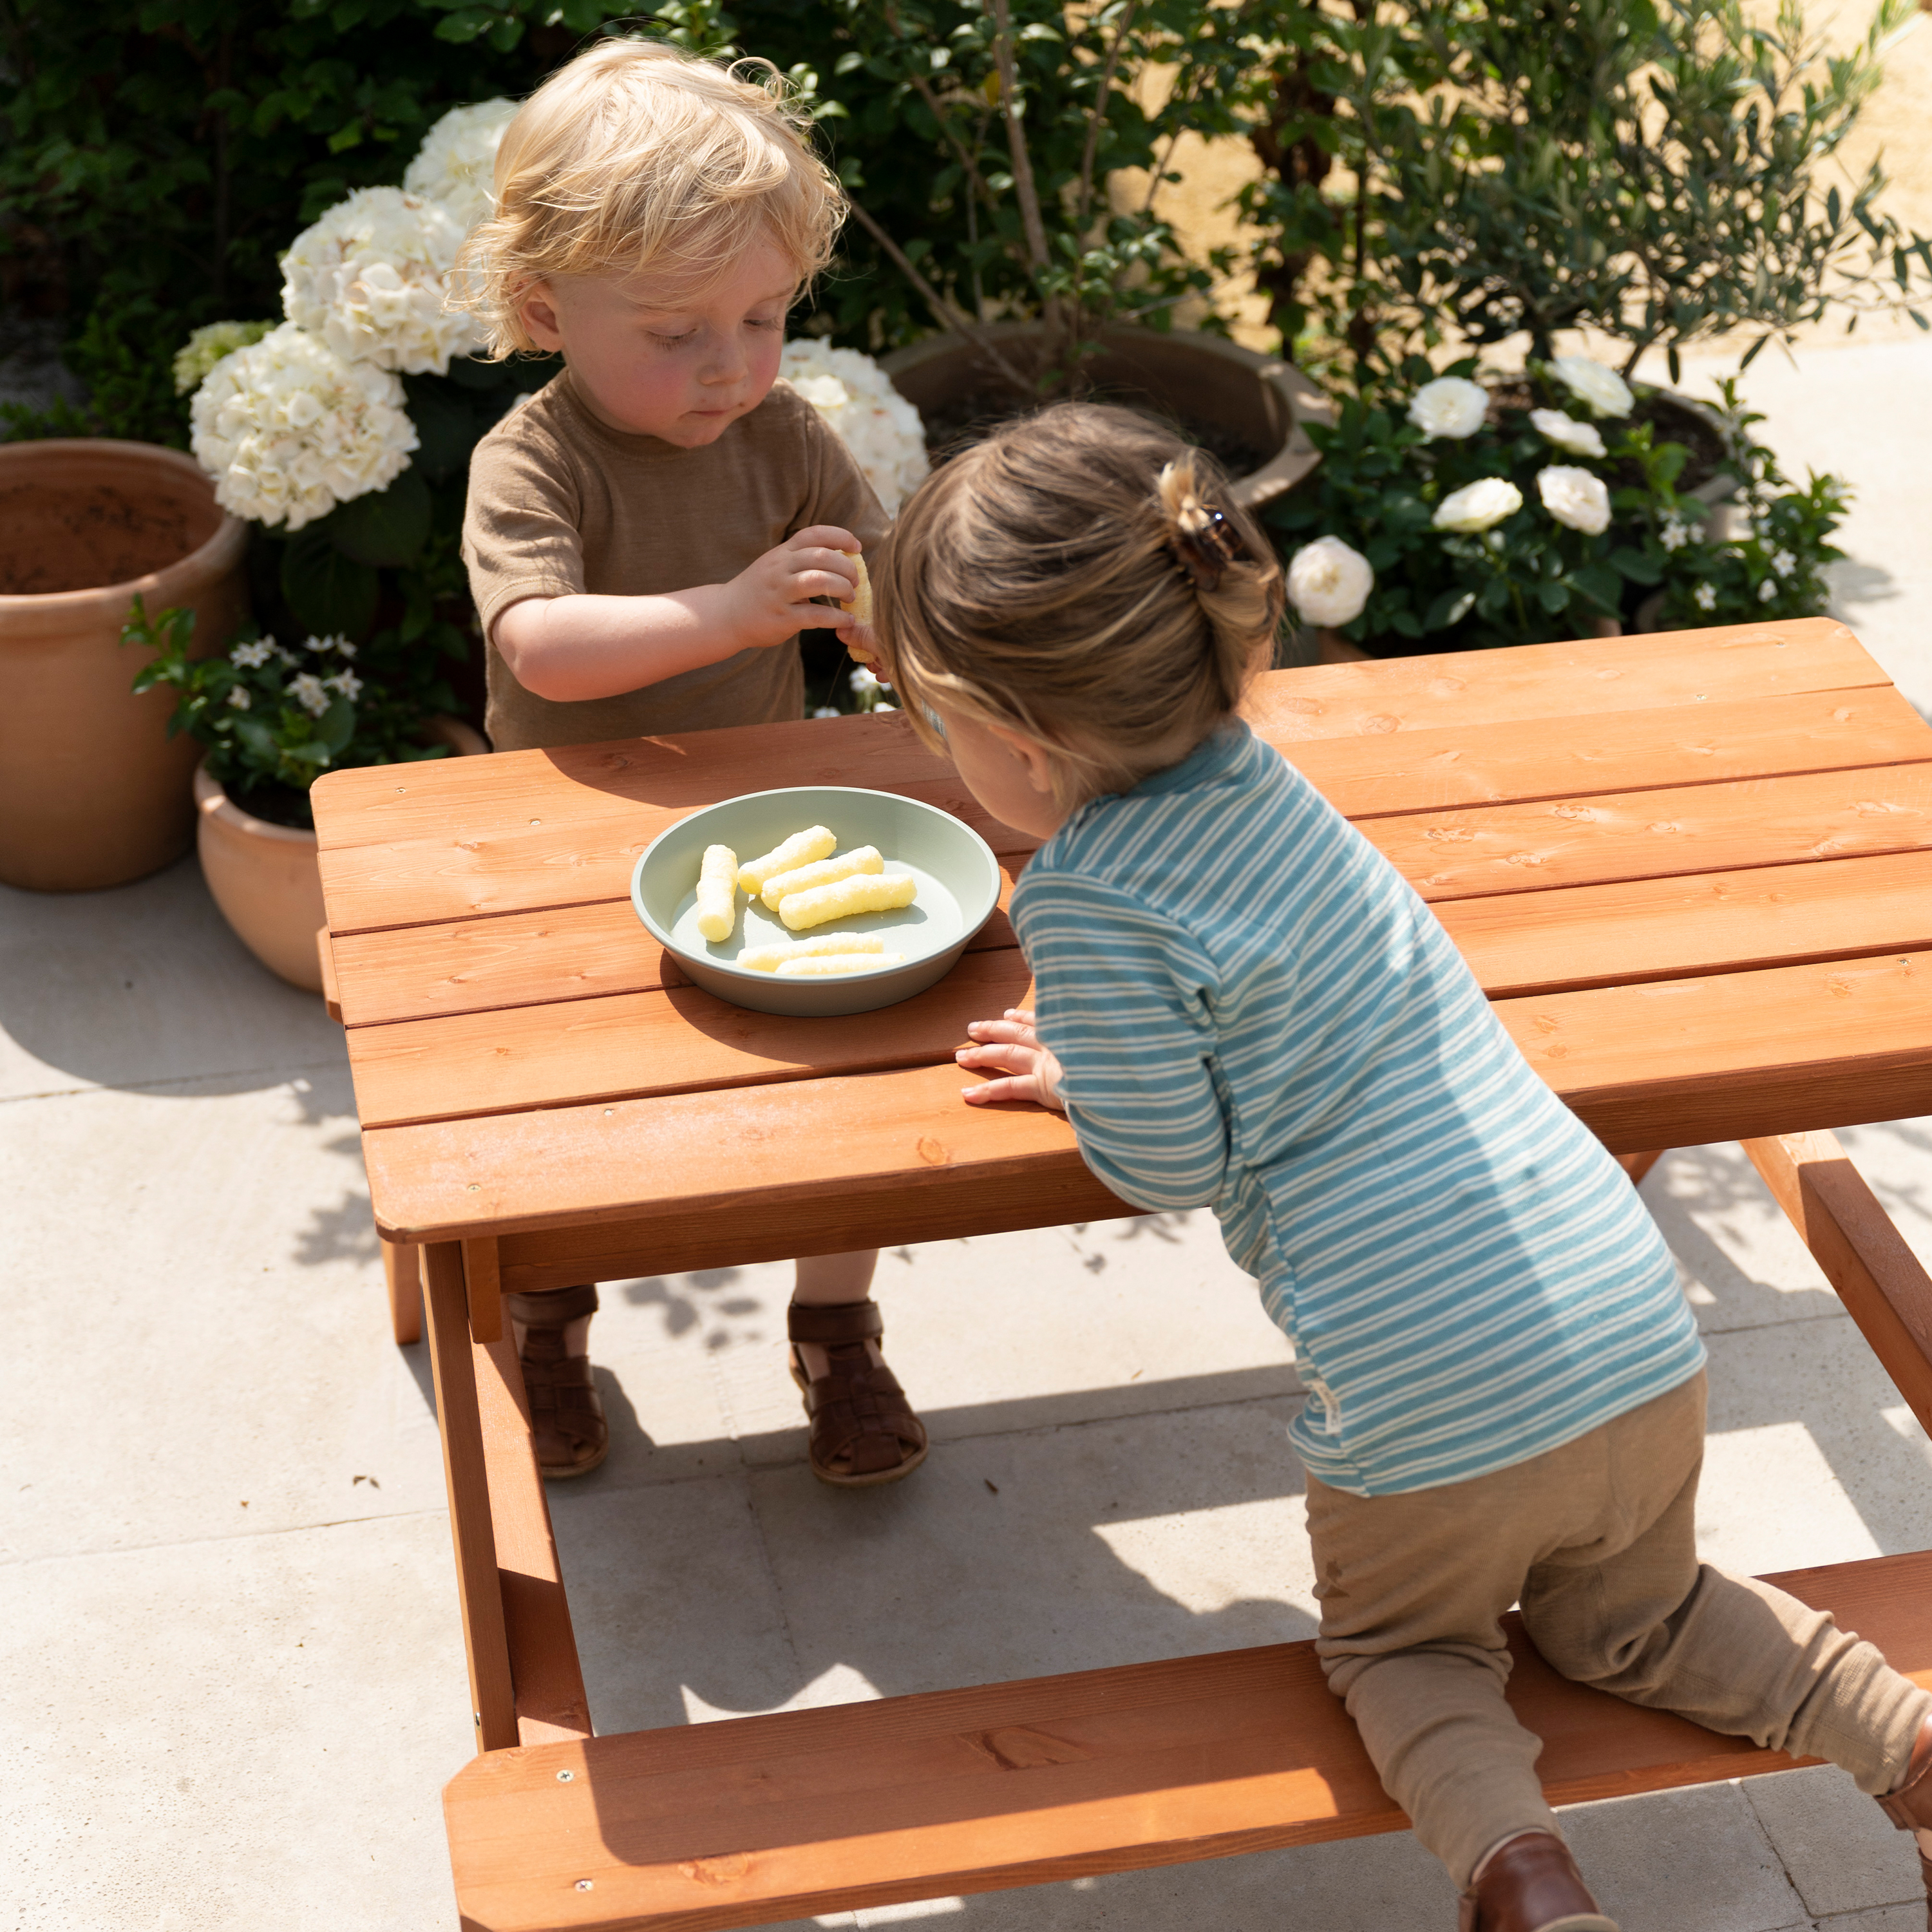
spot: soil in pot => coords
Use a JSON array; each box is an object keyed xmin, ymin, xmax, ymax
[
  {"xmin": 0, "ymin": 483, "xmax": 207, "ymax": 595},
  {"xmin": 1484, "ymin": 381, "xmax": 1729, "ymax": 494}
]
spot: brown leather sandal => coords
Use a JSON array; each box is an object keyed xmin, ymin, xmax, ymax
[
  {"xmin": 506, "ymin": 1283, "xmax": 609, "ymax": 1479},
  {"xmin": 786, "ymin": 1300, "xmax": 928, "ymax": 1488}
]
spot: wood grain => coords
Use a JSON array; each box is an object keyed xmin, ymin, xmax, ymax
[
  {"xmin": 345, "ymin": 949, "xmax": 1033, "ymax": 1130},
  {"xmin": 421, "ymin": 1241, "xmax": 517, "ymax": 1754},
  {"xmin": 440, "ymin": 1551, "xmax": 1932, "ymax": 1932},
  {"xmin": 1435, "ymin": 849, "xmax": 1932, "ymax": 999},
  {"xmin": 1363, "ymin": 762, "xmax": 1932, "ymax": 902},
  {"xmin": 383, "ymin": 1238, "xmax": 422, "ymax": 1347},
  {"xmin": 1743, "ymin": 1131, "xmax": 1932, "ymax": 1437},
  {"xmin": 464, "ymin": 1236, "xmax": 503, "ymax": 1344},
  {"xmin": 330, "ymin": 884, "xmax": 1019, "ymax": 1029}
]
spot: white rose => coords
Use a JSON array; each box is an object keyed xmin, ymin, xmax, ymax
[
  {"xmin": 1407, "ymin": 376, "xmax": 1490, "ymax": 440},
  {"xmin": 779, "ymin": 339, "xmax": 929, "ymax": 513},
  {"xmin": 1433, "ymin": 477, "xmax": 1523, "ymax": 533},
  {"xmin": 189, "ymin": 321, "xmax": 418, "ymax": 529},
  {"xmin": 404, "ymin": 99, "xmax": 518, "ymax": 238},
  {"xmin": 1552, "ymin": 355, "xmax": 1634, "ymax": 419},
  {"xmin": 1529, "ymin": 408, "xmax": 1606, "ymax": 459},
  {"xmin": 1287, "ymin": 535, "xmax": 1375, "ymax": 627},
  {"xmin": 282, "ymin": 186, "xmax": 479, "ymax": 375},
  {"xmin": 1537, "ymin": 465, "xmax": 1613, "ymax": 535}
]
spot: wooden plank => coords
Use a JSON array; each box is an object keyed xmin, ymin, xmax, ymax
[
  {"xmin": 1244, "ymin": 618, "xmax": 1883, "ymax": 744},
  {"xmin": 318, "ymin": 927, "xmax": 343, "ymax": 1022},
  {"xmin": 345, "ymin": 949, "xmax": 1033, "ymax": 1131},
  {"xmin": 475, "ymin": 1332, "xmax": 593, "ymax": 1747},
  {"xmin": 1363, "ymin": 761, "xmax": 1932, "ymax": 902},
  {"xmin": 464, "ymin": 1236, "xmax": 504, "ymax": 1345},
  {"xmin": 1434, "ymin": 849, "xmax": 1932, "ymax": 999},
  {"xmin": 440, "ymin": 1550, "xmax": 1932, "ymax": 1932},
  {"xmin": 383, "ymin": 1237, "xmax": 423, "ymax": 1346},
  {"xmin": 1280, "ymin": 687, "xmax": 1931, "ymax": 819},
  {"xmin": 360, "ymin": 1061, "xmax": 1128, "ymax": 1247},
  {"xmin": 1743, "ymin": 1130, "xmax": 1932, "ymax": 1436},
  {"xmin": 331, "ymin": 885, "xmax": 1020, "ymax": 1030},
  {"xmin": 1497, "ymin": 951, "xmax": 1932, "ymax": 1153},
  {"xmin": 421, "ymin": 1241, "xmax": 518, "ymax": 1754}
]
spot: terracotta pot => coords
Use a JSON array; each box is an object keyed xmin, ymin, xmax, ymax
[
  {"xmin": 879, "ymin": 323, "xmax": 1330, "ymax": 508},
  {"xmin": 194, "ymin": 717, "xmax": 488, "ymax": 992},
  {"xmin": 0, "ymin": 440, "xmax": 249, "ymax": 891}
]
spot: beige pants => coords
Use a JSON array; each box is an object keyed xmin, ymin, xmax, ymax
[{"xmin": 1307, "ymin": 1372, "xmax": 1930, "ymax": 1889}]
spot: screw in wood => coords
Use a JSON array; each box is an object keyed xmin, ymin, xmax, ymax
[
  {"xmin": 576, "ymin": 1880, "xmax": 594, "ymax": 1891},
  {"xmin": 557, "ymin": 1769, "xmax": 574, "ymax": 1781}
]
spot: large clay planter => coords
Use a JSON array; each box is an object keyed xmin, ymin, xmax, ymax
[
  {"xmin": 880, "ymin": 323, "xmax": 1329, "ymax": 508},
  {"xmin": 0, "ymin": 440, "xmax": 249, "ymax": 891},
  {"xmin": 194, "ymin": 718, "xmax": 488, "ymax": 992}
]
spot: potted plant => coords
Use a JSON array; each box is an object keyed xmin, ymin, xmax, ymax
[
  {"xmin": 0, "ymin": 440, "xmax": 248, "ymax": 892},
  {"xmin": 126, "ymin": 600, "xmax": 483, "ymax": 990}
]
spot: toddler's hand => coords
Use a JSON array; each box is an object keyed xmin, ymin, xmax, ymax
[
  {"xmin": 724, "ymin": 525, "xmax": 862, "ymax": 649},
  {"xmin": 957, "ymin": 1009, "xmax": 1065, "ymax": 1111}
]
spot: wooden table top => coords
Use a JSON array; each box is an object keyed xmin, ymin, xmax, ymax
[{"xmin": 312, "ymin": 619, "xmax": 1932, "ymax": 1277}]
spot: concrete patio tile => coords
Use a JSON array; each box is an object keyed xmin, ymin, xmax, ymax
[
  {"xmin": 1744, "ymin": 1764, "xmax": 1924, "ymax": 1919},
  {"xmin": 0, "ymin": 857, "xmax": 343, "ymax": 1101},
  {"xmin": 3, "ymin": 1066, "xmax": 448, "ymax": 1563},
  {"xmin": 1816, "ymin": 1910, "xmax": 1920, "ymax": 1932},
  {"xmin": 7, "ymin": 1511, "xmax": 470, "ymax": 1932},
  {"xmin": 748, "ymin": 1399, "xmax": 1313, "ymax": 1703}
]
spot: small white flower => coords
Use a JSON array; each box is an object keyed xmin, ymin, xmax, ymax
[
  {"xmin": 1529, "ymin": 408, "xmax": 1606, "ymax": 459},
  {"xmin": 325, "ymin": 670, "xmax": 364, "ymax": 701},
  {"xmin": 274, "ymin": 645, "xmax": 298, "ymax": 667},
  {"xmin": 1758, "ymin": 577, "xmax": 1779, "ymax": 603},
  {"xmin": 226, "ymin": 685, "xmax": 252, "ymax": 709},
  {"xmin": 1659, "ymin": 516, "xmax": 1691, "ymax": 552},
  {"xmin": 403, "ymin": 99, "xmax": 518, "ymax": 238},
  {"xmin": 1772, "ymin": 548, "xmax": 1797, "ymax": 578},
  {"xmin": 875, "ymin": 701, "xmax": 898, "ymax": 712},
  {"xmin": 230, "ymin": 639, "xmax": 274, "ymax": 668},
  {"xmin": 1407, "ymin": 376, "xmax": 1490, "ymax": 440},
  {"xmin": 287, "ymin": 672, "xmax": 332, "ymax": 717},
  {"xmin": 1536, "ymin": 466, "xmax": 1613, "ymax": 535},
  {"xmin": 849, "ymin": 665, "xmax": 882, "ymax": 694},
  {"xmin": 1694, "ymin": 582, "xmax": 1719, "ymax": 612},
  {"xmin": 812, "ymin": 705, "xmax": 841, "ymax": 719},
  {"xmin": 1286, "ymin": 535, "xmax": 1376, "ymax": 626},
  {"xmin": 1434, "ymin": 477, "xmax": 1524, "ymax": 534},
  {"xmin": 335, "ymin": 638, "xmax": 357, "ymax": 659},
  {"xmin": 1552, "ymin": 355, "xmax": 1635, "ymax": 419},
  {"xmin": 779, "ymin": 339, "xmax": 929, "ymax": 513},
  {"xmin": 306, "ymin": 633, "xmax": 340, "ymax": 654}
]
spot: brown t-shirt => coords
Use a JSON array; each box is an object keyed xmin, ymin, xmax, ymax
[{"xmin": 462, "ymin": 372, "xmax": 888, "ymax": 752}]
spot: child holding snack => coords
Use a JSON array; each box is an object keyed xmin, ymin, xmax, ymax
[
  {"xmin": 455, "ymin": 39, "xmax": 924, "ymax": 1488},
  {"xmin": 875, "ymin": 401, "xmax": 1932, "ymax": 1932}
]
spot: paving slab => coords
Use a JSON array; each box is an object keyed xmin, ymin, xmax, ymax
[{"xmin": 1745, "ymin": 1764, "xmax": 1924, "ymax": 1920}]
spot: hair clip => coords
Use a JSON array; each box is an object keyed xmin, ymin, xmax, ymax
[{"xmin": 1170, "ymin": 506, "xmax": 1247, "ymax": 595}]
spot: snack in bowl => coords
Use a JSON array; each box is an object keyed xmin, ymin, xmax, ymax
[
  {"xmin": 760, "ymin": 844, "xmax": 883, "ymax": 910},
  {"xmin": 737, "ymin": 932, "xmax": 890, "ymax": 972},
  {"xmin": 778, "ymin": 870, "xmax": 918, "ymax": 931},
  {"xmin": 738, "ymin": 825, "xmax": 836, "ymax": 896},
  {"xmin": 775, "ymin": 951, "xmax": 907, "ymax": 977},
  {"xmin": 693, "ymin": 843, "xmax": 739, "ymax": 943}
]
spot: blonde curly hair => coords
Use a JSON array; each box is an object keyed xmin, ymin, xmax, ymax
[{"xmin": 455, "ymin": 37, "xmax": 846, "ymax": 357}]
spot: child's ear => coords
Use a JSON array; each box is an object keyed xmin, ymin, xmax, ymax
[
  {"xmin": 987, "ymin": 723, "xmax": 1060, "ymax": 798},
  {"xmin": 518, "ymin": 280, "xmax": 565, "ymax": 354}
]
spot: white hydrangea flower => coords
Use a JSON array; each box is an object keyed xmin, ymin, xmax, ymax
[
  {"xmin": 849, "ymin": 664, "xmax": 882, "ymax": 694},
  {"xmin": 1758, "ymin": 577, "xmax": 1779, "ymax": 602},
  {"xmin": 283, "ymin": 186, "xmax": 478, "ymax": 374},
  {"xmin": 325, "ymin": 670, "xmax": 364, "ymax": 701},
  {"xmin": 403, "ymin": 99, "xmax": 518, "ymax": 237},
  {"xmin": 287, "ymin": 672, "xmax": 332, "ymax": 717},
  {"xmin": 1536, "ymin": 466, "xmax": 1613, "ymax": 535},
  {"xmin": 230, "ymin": 638, "xmax": 274, "ymax": 668},
  {"xmin": 1407, "ymin": 376, "xmax": 1489, "ymax": 440},
  {"xmin": 1694, "ymin": 582, "xmax": 1718, "ymax": 612},
  {"xmin": 1772, "ymin": 548, "xmax": 1797, "ymax": 577},
  {"xmin": 1659, "ymin": 515, "xmax": 1691, "ymax": 551},
  {"xmin": 1434, "ymin": 478, "xmax": 1524, "ymax": 533},
  {"xmin": 1286, "ymin": 535, "xmax": 1376, "ymax": 626},
  {"xmin": 1552, "ymin": 355, "xmax": 1634, "ymax": 419},
  {"xmin": 1529, "ymin": 408, "xmax": 1606, "ymax": 459},
  {"xmin": 174, "ymin": 320, "xmax": 275, "ymax": 395},
  {"xmin": 779, "ymin": 339, "xmax": 929, "ymax": 513},
  {"xmin": 226, "ymin": 685, "xmax": 252, "ymax": 709},
  {"xmin": 191, "ymin": 322, "xmax": 418, "ymax": 529}
]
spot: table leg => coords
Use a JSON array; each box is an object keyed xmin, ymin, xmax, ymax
[
  {"xmin": 461, "ymin": 1235, "xmax": 502, "ymax": 1343},
  {"xmin": 422, "ymin": 1240, "xmax": 518, "ymax": 1754},
  {"xmin": 1618, "ymin": 1150, "xmax": 1665, "ymax": 1186},
  {"xmin": 383, "ymin": 1238, "xmax": 422, "ymax": 1346}
]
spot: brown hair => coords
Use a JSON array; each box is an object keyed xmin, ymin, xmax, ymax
[
  {"xmin": 456, "ymin": 37, "xmax": 844, "ymax": 357},
  {"xmin": 875, "ymin": 402, "xmax": 1285, "ymax": 807}
]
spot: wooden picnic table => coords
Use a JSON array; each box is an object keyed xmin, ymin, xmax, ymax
[{"xmin": 313, "ymin": 618, "xmax": 1932, "ymax": 1932}]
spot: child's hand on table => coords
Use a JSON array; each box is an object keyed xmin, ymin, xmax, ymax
[
  {"xmin": 726, "ymin": 525, "xmax": 865, "ymax": 650},
  {"xmin": 957, "ymin": 1009, "xmax": 1065, "ymax": 1111}
]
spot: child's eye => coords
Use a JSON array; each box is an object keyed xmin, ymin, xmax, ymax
[
  {"xmin": 650, "ymin": 329, "xmax": 696, "ymax": 347},
  {"xmin": 746, "ymin": 317, "xmax": 784, "ymax": 332}
]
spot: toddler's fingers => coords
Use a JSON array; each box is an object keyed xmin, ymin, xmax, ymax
[
  {"xmin": 965, "ymin": 1017, "xmax": 1037, "ymax": 1049},
  {"xmin": 791, "ymin": 524, "xmax": 859, "ymax": 556},
  {"xmin": 961, "ymin": 1074, "xmax": 1043, "ymax": 1107},
  {"xmin": 955, "ymin": 1040, "xmax": 1039, "ymax": 1079},
  {"xmin": 789, "ymin": 567, "xmax": 860, "ymax": 603}
]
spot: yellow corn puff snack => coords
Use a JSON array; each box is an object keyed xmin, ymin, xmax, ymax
[
  {"xmin": 735, "ymin": 933, "xmax": 888, "ymax": 973},
  {"xmin": 775, "ymin": 951, "xmax": 906, "ymax": 978},
  {"xmin": 760, "ymin": 844, "xmax": 883, "ymax": 911},
  {"xmin": 778, "ymin": 871, "xmax": 918, "ymax": 931},
  {"xmin": 693, "ymin": 844, "xmax": 739, "ymax": 943},
  {"xmin": 840, "ymin": 552, "xmax": 873, "ymax": 625},
  {"xmin": 737, "ymin": 825, "xmax": 836, "ymax": 896}
]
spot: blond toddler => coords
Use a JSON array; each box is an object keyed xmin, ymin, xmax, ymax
[{"xmin": 455, "ymin": 39, "xmax": 923, "ymax": 1487}]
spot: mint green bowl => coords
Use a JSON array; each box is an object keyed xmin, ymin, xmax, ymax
[{"xmin": 630, "ymin": 786, "xmax": 1001, "ymax": 1017}]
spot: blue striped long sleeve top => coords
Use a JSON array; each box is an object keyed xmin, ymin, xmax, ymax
[{"xmin": 1009, "ymin": 720, "xmax": 1705, "ymax": 1496}]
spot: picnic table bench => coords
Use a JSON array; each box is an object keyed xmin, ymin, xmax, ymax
[{"xmin": 312, "ymin": 617, "xmax": 1932, "ymax": 1932}]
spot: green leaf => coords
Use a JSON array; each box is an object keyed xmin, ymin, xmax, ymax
[
  {"xmin": 325, "ymin": 467, "xmax": 431, "ymax": 567},
  {"xmin": 281, "ymin": 527, "xmax": 379, "ymax": 639},
  {"xmin": 1573, "ymin": 565, "xmax": 1624, "ymax": 613},
  {"xmin": 316, "ymin": 695, "xmax": 357, "ymax": 755},
  {"xmin": 1611, "ymin": 547, "xmax": 1664, "ymax": 584},
  {"xmin": 1536, "ymin": 580, "xmax": 1571, "ymax": 614}
]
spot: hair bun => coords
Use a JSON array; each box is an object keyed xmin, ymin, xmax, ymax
[{"xmin": 1160, "ymin": 465, "xmax": 1248, "ymax": 594}]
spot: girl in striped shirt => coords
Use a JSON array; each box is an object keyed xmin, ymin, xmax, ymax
[{"xmin": 871, "ymin": 401, "xmax": 1932, "ymax": 1932}]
